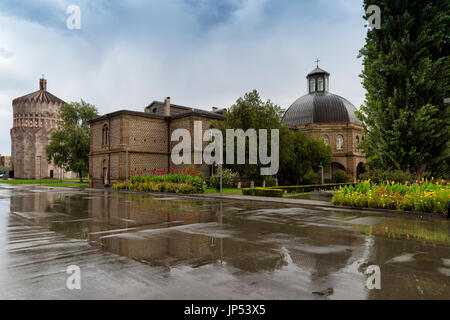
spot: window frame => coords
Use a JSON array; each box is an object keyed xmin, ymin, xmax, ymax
[
  {"xmin": 310, "ymin": 78, "xmax": 316, "ymax": 92},
  {"xmin": 336, "ymin": 134, "xmax": 344, "ymax": 151},
  {"xmin": 318, "ymin": 77, "xmax": 323, "ymax": 91}
]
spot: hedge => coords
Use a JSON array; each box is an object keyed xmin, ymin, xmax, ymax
[
  {"xmin": 241, "ymin": 188, "xmax": 284, "ymax": 197},
  {"xmin": 264, "ymin": 182, "xmax": 355, "ymax": 194}
]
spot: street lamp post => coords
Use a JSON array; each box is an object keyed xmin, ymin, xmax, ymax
[
  {"xmin": 219, "ymin": 163, "xmax": 223, "ymax": 195},
  {"xmin": 445, "ymin": 98, "xmax": 450, "ymax": 219},
  {"xmin": 120, "ymin": 143, "xmax": 129, "ymax": 190},
  {"xmin": 319, "ymin": 162, "xmax": 324, "ymax": 185}
]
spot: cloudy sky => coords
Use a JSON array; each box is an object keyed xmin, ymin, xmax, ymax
[{"xmin": 0, "ymin": 0, "xmax": 368, "ymax": 156}]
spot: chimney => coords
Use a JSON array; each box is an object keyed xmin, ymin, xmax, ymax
[
  {"xmin": 164, "ymin": 97, "xmax": 171, "ymax": 117},
  {"xmin": 39, "ymin": 75, "xmax": 47, "ymax": 91},
  {"xmin": 212, "ymin": 107, "xmax": 218, "ymax": 112}
]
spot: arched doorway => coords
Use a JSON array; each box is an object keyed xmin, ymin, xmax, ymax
[
  {"xmin": 356, "ymin": 162, "xmax": 366, "ymax": 179},
  {"xmin": 331, "ymin": 162, "xmax": 347, "ymax": 182},
  {"xmin": 331, "ymin": 162, "xmax": 345, "ymax": 172}
]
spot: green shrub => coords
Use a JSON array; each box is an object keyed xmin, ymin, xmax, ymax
[
  {"xmin": 333, "ymin": 169, "xmax": 350, "ymax": 183},
  {"xmin": 242, "ymin": 188, "xmax": 284, "ymax": 197},
  {"xmin": 359, "ymin": 169, "xmax": 414, "ymax": 184},
  {"xmin": 302, "ymin": 169, "xmax": 318, "ymax": 185},
  {"xmin": 264, "ymin": 176, "xmax": 277, "ymax": 187},
  {"xmin": 209, "ymin": 169, "xmax": 238, "ymax": 190}
]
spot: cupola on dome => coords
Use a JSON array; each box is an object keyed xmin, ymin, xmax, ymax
[{"xmin": 282, "ymin": 65, "xmax": 361, "ymax": 127}]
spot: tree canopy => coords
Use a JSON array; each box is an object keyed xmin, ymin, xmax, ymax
[
  {"xmin": 213, "ymin": 90, "xmax": 284, "ymax": 179},
  {"xmin": 46, "ymin": 100, "xmax": 99, "ymax": 181},
  {"xmin": 0, "ymin": 166, "xmax": 10, "ymax": 174},
  {"xmin": 213, "ymin": 90, "xmax": 333, "ymax": 184},
  {"xmin": 358, "ymin": 0, "xmax": 450, "ymax": 178},
  {"xmin": 277, "ymin": 127, "xmax": 333, "ymax": 185}
]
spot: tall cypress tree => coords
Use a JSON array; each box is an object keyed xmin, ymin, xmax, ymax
[{"xmin": 358, "ymin": 0, "xmax": 450, "ymax": 178}]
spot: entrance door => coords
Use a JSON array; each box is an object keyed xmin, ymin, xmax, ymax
[{"xmin": 50, "ymin": 170, "xmax": 54, "ymax": 178}]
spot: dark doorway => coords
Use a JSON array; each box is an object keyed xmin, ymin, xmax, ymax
[
  {"xmin": 331, "ymin": 162, "xmax": 346, "ymax": 172},
  {"xmin": 356, "ymin": 162, "xmax": 366, "ymax": 179},
  {"xmin": 50, "ymin": 170, "xmax": 54, "ymax": 178}
]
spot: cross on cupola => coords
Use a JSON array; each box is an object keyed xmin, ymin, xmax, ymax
[{"xmin": 306, "ymin": 61, "xmax": 330, "ymax": 94}]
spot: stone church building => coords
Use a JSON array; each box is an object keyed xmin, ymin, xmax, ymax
[
  {"xmin": 89, "ymin": 98, "xmax": 225, "ymax": 188},
  {"xmin": 282, "ymin": 65, "xmax": 366, "ymax": 180},
  {"xmin": 10, "ymin": 77, "xmax": 77, "ymax": 179}
]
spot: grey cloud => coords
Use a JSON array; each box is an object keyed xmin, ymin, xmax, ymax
[
  {"xmin": 181, "ymin": 0, "xmax": 246, "ymax": 27},
  {"xmin": 0, "ymin": 48, "xmax": 13, "ymax": 59}
]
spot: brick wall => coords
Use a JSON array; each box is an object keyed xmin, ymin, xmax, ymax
[{"xmin": 89, "ymin": 111, "xmax": 221, "ymax": 187}]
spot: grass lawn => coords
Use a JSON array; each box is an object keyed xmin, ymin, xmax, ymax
[
  {"xmin": 283, "ymin": 192, "xmax": 312, "ymax": 197},
  {"xmin": 205, "ymin": 188, "xmax": 241, "ymax": 194},
  {"xmin": 0, "ymin": 179, "xmax": 86, "ymax": 185},
  {"xmin": 41, "ymin": 183, "xmax": 89, "ymax": 187}
]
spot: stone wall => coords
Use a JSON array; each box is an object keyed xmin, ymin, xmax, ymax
[
  {"xmin": 298, "ymin": 122, "xmax": 366, "ymax": 180},
  {"xmin": 11, "ymin": 98, "xmax": 77, "ymax": 179}
]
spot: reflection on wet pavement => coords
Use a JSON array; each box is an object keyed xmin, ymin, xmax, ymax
[{"xmin": 0, "ymin": 184, "xmax": 449, "ymax": 299}]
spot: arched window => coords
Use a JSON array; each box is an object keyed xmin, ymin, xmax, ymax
[
  {"xmin": 310, "ymin": 78, "xmax": 315, "ymax": 92},
  {"xmin": 322, "ymin": 135, "xmax": 329, "ymax": 145},
  {"xmin": 102, "ymin": 124, "xmax": 109, "ymax": 146},
  {"xmin": 318, "ymin": 78, "xmax": 323, "ymax": 91},
  {"xmin": 356, "ymin": 136, "xmax": 360, "ymax": 148},
  {"xmin": 336, "ymin": 135, "xmax": 344, "ymax": 150}
]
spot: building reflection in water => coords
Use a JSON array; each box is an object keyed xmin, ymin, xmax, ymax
[{"xmin": 9, "ymin": 187, "xmax": 450, "ymax": 298}]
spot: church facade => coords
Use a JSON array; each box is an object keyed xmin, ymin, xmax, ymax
[{"xmin": 282, "ymin": 66, "xmax": 366, "ymax": 180}]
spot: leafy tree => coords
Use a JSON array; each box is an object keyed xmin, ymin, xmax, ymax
[
  {"xmin": 213, "ymin": 90, "xmax": 333, "ymax": 185},
  {"xmin": 358, "ymin": 0, "xmax": 450, "ymax": 178},
  {"xmin": 212, "ymin": 90, "xmax": 284, "ymax": 179},
  {"xmin": 277, "ymin": 127, "xmax": 333, "ymax": 185},
  {"xmin": 46, "ymin": 100, "xmax": 99, "ymax": 182},
  {"xmin": 0, "ymin": 166, "xmax": 10, "ymax": 174}
]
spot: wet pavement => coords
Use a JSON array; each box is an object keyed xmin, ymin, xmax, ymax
[{"xmin": 0, "ymin": 184, "xmax": 449, "ymax": 299}]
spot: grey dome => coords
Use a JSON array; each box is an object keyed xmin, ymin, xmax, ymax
[{"xmin": 282, "ymin": 92, "xmax": 361, "ymax": 127}]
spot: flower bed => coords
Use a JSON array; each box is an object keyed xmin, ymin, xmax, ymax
[
  {"xmin": 112, "ymin": 168, "xmax": 207, "ymax": 194},
  {"xmin": 332, "ymin": 178, "xmax": 449, "ymax": 215}
]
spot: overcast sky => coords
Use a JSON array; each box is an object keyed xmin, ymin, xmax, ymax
[{"xmin": 0, "ymin": 0, "xmax": 368, "ymax": 156}]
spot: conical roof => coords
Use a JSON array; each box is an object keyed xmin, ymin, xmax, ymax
[{"xmin": 13, "ymin": 78, "xmax": 66, "ymax": 105}]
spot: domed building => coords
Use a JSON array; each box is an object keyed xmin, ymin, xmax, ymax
[
  {"xmin": 10, "ymin": 77, "xmax": 77, "ymax": 179},
  {"xmin": 282, "ymin": 65, "xmax": 366, "ymax": 180}
]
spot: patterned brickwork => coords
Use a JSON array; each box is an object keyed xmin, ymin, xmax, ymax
[
  {"xmin": 89, "ymin": 109, "xmax": 224, "ymax": 187},
  {"xmin": 129, "ymin": 117, "xmax": 168, "ymax": 153}
]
